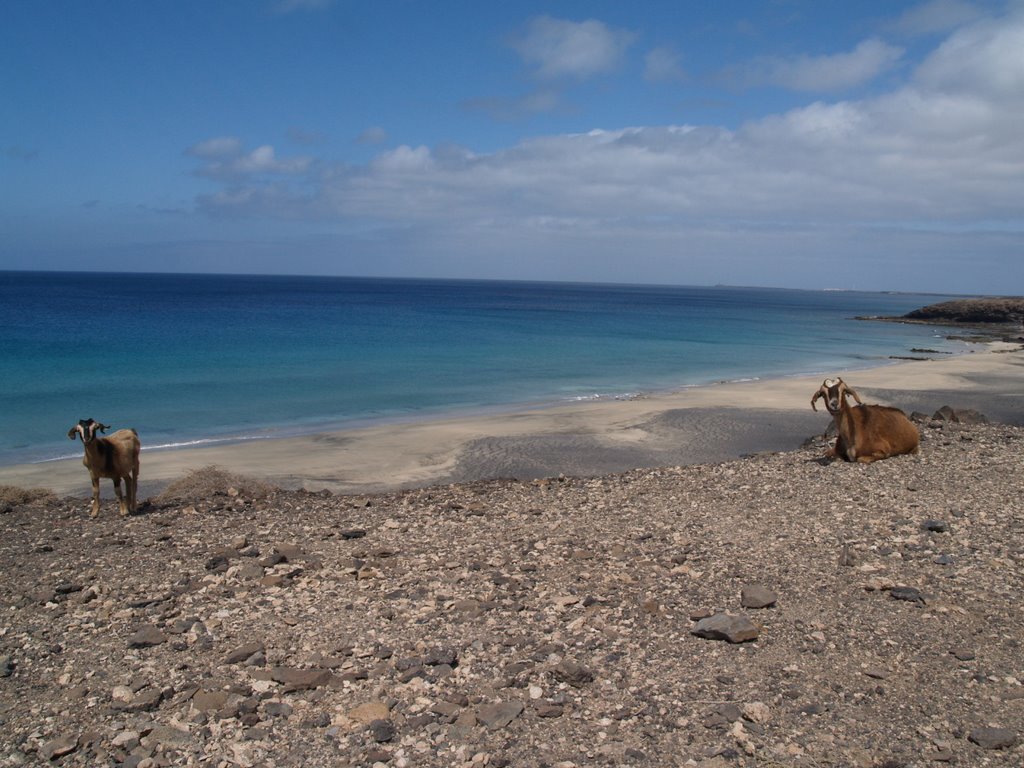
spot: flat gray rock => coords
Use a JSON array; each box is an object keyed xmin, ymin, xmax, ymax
[
  {"xmin": 691, "ymin": 613, "xmax": 760, "ymax": 643},
  {"xmin": 476, "ymin": 701, "xmax": 524, "ymax": 730},
  {"xmin": 968, "ymin": 727, "xmax": 1017, "ymax": 750},
  {"xmin": 127, "ymin": 625, "xmax": 167, "ymax": 648},
  {"xmin": 740, "ymin": 584, "xmax": 777, "ymax": 609}
]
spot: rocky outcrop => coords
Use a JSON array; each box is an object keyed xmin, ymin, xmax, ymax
[{"xmin": 902, "ymin": 297, "xmax": 1024, "ymax": 325}]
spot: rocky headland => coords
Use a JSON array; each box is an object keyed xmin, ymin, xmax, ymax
[
  {"xmin": 862, "ymin": 297, "xmax": 1024, "ymax": 340},
  {"xmin": 2, "ymin": 417, "xmax": 1023, "ymax": 767}
]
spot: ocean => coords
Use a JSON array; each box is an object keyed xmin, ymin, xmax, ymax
[{"xmin": 0, "ymin": 271, "xmax": 964, "ymax": 466}]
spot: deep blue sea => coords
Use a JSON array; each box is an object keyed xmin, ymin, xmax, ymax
[{"xmin": 0, "ymin": 271, "xmax": 964, "ymax": 466}]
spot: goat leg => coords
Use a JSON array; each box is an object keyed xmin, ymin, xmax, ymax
[
  {"xmin": 129, "ymin": 469, "xmax": 138, "ymax": 513},
  {"xmin": 90, "ymin": 476, "xmax": 101, "ymax": 518},
  {"xmin": 113, "ymin": 478, "xmax": 128, "ymax": 516}
]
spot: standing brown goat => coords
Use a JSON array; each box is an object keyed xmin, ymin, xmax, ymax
[
  {"xmin": 810, "ymin": 378, "xmax": 919, "ymax": 463},
  {"xmin": 67, "ymin": 418, "xmax": 141, "ymax": 517}
]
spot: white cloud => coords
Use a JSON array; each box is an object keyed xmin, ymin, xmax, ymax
[
  {"xmin": 742, "ymin": 38, "xmax": 905, "ymax": 91},
  {"xmin": 192, "ymin": 12, "xmax": 1024, "ymax": 289},
  {"xmin": 189, "ymin": 140, "xmax": 311, "ymax": 181},
  {"xmin": 512, "ymin": 16, "xmax": 636, "ymax": 79},
  {"xmin": 913, "ymin": 12, "xmax": 1024, "ymax": 98}
]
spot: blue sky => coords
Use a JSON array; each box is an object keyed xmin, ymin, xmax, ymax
[{"xmin": 2, "ymin": 0, "xmax": 1022, "ymax": 293}]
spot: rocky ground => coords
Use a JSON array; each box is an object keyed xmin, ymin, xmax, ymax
[{"xmin": 1, "ymin": 419, "xmax": 1023, "ymax": 768}]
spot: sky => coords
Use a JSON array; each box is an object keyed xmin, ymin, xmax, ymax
[{"xmin": 2, "ymin": 0, "xmax": 1023, "ymax": 293}]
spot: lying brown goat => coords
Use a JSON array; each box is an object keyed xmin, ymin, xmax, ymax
[
  {"xmin": 810, "ymin": 378, "xmax": 919, "ymax": 463},
  {"xmin": 67, "ymin": 418, "xmax": 141, "ymax": 517}
]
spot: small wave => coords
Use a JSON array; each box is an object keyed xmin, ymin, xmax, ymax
[
  {"xmin": 565, "ymin": 391, "xmax": 643, "ymax": 403},
  {"xmin": 144, "ymin": 434, "xmax": 275, "ymax": 452},
  {"xmin": 30, "ymin": 433, "xmax": 276, "ymax": 464}
]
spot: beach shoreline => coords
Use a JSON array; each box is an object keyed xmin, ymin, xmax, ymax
[{"xmin": 3, "ymin": 342, "xmax": 1021, "ymax": 499}]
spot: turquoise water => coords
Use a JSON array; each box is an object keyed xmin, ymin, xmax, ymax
[{"xmin": 0, "ymin": 271, "xmax": 963, "ymax": 465}]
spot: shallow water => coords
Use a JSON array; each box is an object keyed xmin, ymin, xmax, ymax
[{"xmin": 0, "ymin": 271, "xmax": 962, "ymax": 464}]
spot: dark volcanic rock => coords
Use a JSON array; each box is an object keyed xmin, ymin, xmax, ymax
[
  {"xmin": 903, "ymin": 298, "xmax": 1024, "ymax": 325},
  {"xmin": 932, "ymin": 406, "xmax": 988, "ymax": 424},
  {"xmin": 551, "ymin": 659, "xmax": 594, "ymax": 687}
]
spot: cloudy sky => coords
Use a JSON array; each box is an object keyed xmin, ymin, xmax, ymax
[{"xmin": 3, "ymin": 0, "xmax": 1022, "ymax": 293}]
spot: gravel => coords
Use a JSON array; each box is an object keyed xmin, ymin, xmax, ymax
[{"xmin": 1, "ymin": 420, "xmax": 1023, "ymax": 767}]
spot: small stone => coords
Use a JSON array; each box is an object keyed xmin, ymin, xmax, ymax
[
  {"xmin": 476, "ymin": 701, "xmax": 524, "ymax": 730},
  {"xmin": 968, "ymin": 727, "xmax": 1016, "ymax": 750},
  {"xmin": 740, "ymin": 585, "xmax": 777, "ymax": 609},
  {"xmin": 890, "ymin": 586, "xmax": 924, "ymax": 603},
  {"xmin": 534, "ymin": 702, "xmax": 564, "ymax": 718},
  {"xmin": 269, "ymin": 667, "xmax": 333, "ymax": 690},
  {"xmin": 367, "ymin": 719, "xmax": 395, "ymax": 743},
  {"xmin": 127, "ymin": 625, "xmax": 167, "ymax": 648},
  {"xmin": 862, "ymin": 666, "xmax": 890, "ymax": 680},
  {"xmin": 934, "ymin": 554, "xmax": 955, "ymax": 565},
  {"xmin": 950, "ymin": 648, "xmax": 975, "ymax": 661},
  {"xmin": 551, "ymin": 660, "xmax": 594, "ymax": 687},
  {"xmin": 192, "ymin": 690, "xmax": 230, "ymax": 712},
  {"xmin": 225, "ymin": 643, "xmax": 266, "ymax": 665},
  {"xmin": 922, "ymin": 519, "xmax": 950, "ymax": 533},
  {"xmin": 348, "ymin": 701, "xmax": 391, "ymax": 725},
  {"xmin": 39, "ymin": 736, "xmax": 78, "ymax": 760},
  {"xmin": 741, "ymin": 702, "xmax": 771, "ymax": 724},
  {"xmin": 691, "ymin": 613, "xmax": 760, "ymax": 643},
  {"xmin": 111, "ymin": 730, "xmax": 141, "ymax": 748},
  {"xmin": 264, "ymin": 701, "xmax": 293, "ymax": 718},
  {"xmin": 424, "ymin": 646, "xmax": 458, "ymax": 667},
  {"xmin": 340, "ymin": 529, "xmax": 367, "ymax": 540},
  {"xmin": 129, "ymin": 688, "xmax": 164, "ymax": 712}
]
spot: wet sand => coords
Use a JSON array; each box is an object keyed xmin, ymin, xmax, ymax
[{"xmin": 2, "ymin": 343, "xmax": 1021, "ymax": 498}]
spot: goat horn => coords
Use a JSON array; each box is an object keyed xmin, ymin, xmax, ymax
[
  {"xmin": 810, "ymin": 389, "xmax": 823, "ymax": 412},
  {"xmin": 843, "ymin": 386, "xmax": 863, "ymax": 405}
]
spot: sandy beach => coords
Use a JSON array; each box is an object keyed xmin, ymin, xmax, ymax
[{"xmin": 3, "ymin": 341, "xmax": 1022, "ymax": 498}]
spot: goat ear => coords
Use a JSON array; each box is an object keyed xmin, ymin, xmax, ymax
[
  {"xmin": 67, "ymin": 427, "xmax": 79, "ymax": 440},
  {"xmin": 97, "ymin": 423, "xmax": 109, "ymax": 433},
  {"xmin": 810, "ymin": 391, "xmax": 822, "ymax": 412},
  {"xmin": 844, "ymin": 387, "xmax": 863, "ymax": 405}
]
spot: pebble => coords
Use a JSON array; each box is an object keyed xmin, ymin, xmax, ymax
[
  {"xmin": 476, "ymin": 701, "xmax": 524, "ymax": 730},
  {"xmin": 367, "ymin": 718, "xmax": 396, "ymax": 743},
  {"xmin": 5, "ymin": 421, "xmax": 1024, "ymax": 768},
  {"xmin": 740, "ymin": 584, "xmax": 777, "ymax": 609},
  {"xmin": 126, "ymin": 625, "xmax": 167, "ymax": 648},
  {"xmin": 551, "ymin": 660, "xmax": 594, "ymax": 687},
  {"xmin": 38, "ymin": 736, "xmax": 78, "ymax": 760},
  {"xmin": 968, "ymin": 727, "xmax": 1017, "ymax": 750},
  {"xmin": 889, "ymin": 586, "xmax": 924, "ymax": 604},
  {"xmin": 691, "ymin": 613, "xmax": 760, "ymax": 643}
]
